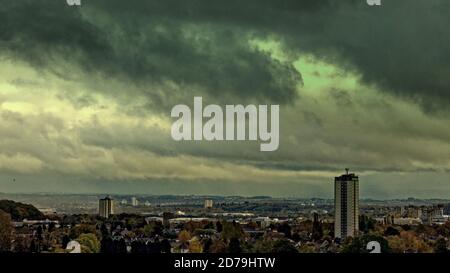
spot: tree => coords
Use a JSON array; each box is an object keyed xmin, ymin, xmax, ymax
[
  {"xmin": 29, "ymin": 240, "xmax": 38, "ymax": 253},
  {"xmin": 311, "ymin": 214, "xmax": 323, "ymax": 241},
  {"xmin": 125, "ymin": 218, "xmax": 138, "ymax": 230},
  {"xmin": 144, "ymin": 222, "xmax": 163, "ymax": 237},
  {"xmin": 384, "ymin": 226, "xmax": 400, "ymax": 236},
  {"xmin": 342, "ymin": 234, "xmax": 390, "ymax": 253},
  {"xmin": 277, "ymin": 223, "xmax": 292, "ymax": 239},
  {"xmin": 100, "ymin": 223, "xmax": 109, "ymax": 238},
  {"xmin": 359, "ymin": 215, "xmax": 376, "ymax": 233},
  {"xmin": 0, "ymin": 200, "xmax": 44, "ymax": 221},
  {"xmin": 14, "ymin": 234, "xmax": 32, "ymax": 252},
  {"xmin": 143, "ymin": 224, "xmax": 154, "ymax": 237},
  {"xmin": 434, "ymin": 238, "xmax": 447, "ymax": 253},
  {"xmin": 436, "ymin": 222, "xmax": 450, "ymax": 237},
  {"xmin": 228, "ymin": 238, "xmax": 242, "ymax": 253},
  {"xmin": 178, "ymin": 230, "xmax": 191, "ymax": 243},
  {"xmin": 203, "ymin": 222, "xmax": 214, "ymax": 230},
  {"xmin": 216, "ymin": 221, "xmax": 223, "ymax": 233},
  {"xmin": 184, "ymin": 221, "xmax": 203, "ymax": 233},
  {"xmin": 209, "ymin": 239, "xmax": 227, "ymax": 253},
  {"xmin": 100, "ymin": 236, "xmax": 114, "ymax": 253},
  {"xmin": 160, "ymin": 239, "xmax": 171, "ymax": 253},
  {"xmin": 36, "ymin": 225, "xmax": 43, "ymax": 241},
  {"xmin": 48, "ymin": 222, "xmax": 56, "ymax": 233},
  {"xmin": 251, "ymin": 238, "xmax": 275, "ymax": 253},
  {"xmin": 298, "ymin": 242, "xmax": 317, "ymax": 253},
  {"xmin": 114, "ymin": 238, "xmax": 127, "ymax": 253},
  {"xmin": 62, "ymin": 234, "xmax": 71, "ymax": 249},
  {"xmin": 131, "ymin": 241, "xmax": 147, "ymax": 254},
  {"xmin": 188, "ymin": 239, "xmax": 203, "ymax": 253},
  {"xmin": 203, "ymin": 238, "xmax": 213, "ymax": 253},
  {"xmin": 0, "ymin": 211, "xmax": 13, "ymax": 252},
  {"xmin": 272, "ymin": 239, "xmax": 298, "ymax": 253},
  {"xmin": 77, "ymin": 233, "xmax": 100, "ymax": 253},
  {"xmin": 387, "ymin": 231, "xmax": 431, "ymax": 253},
  {"xmin": 221, "ymin": 221, "xmax": 243, "ymax": 240},
  {"xmin": 70, "ymin": 224, "xmax": 96, "ymax": 239}
]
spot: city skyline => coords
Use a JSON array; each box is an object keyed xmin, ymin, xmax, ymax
[{"xmin": 0, "ymin": 0, "xmax": 449, "ymax": 198}]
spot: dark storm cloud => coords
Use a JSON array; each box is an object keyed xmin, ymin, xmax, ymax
[
  {"xmin": 0, "ymin": 0, "xmax": 302, "ymax": 108},
  {"xmin": 0, "ymin": 0, "xmax": 449, "ymax": 110}
]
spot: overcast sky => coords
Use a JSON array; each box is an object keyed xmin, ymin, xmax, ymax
[{"xmin": 0, "ymin": 0, "xmax": 449, "ymax": 198}]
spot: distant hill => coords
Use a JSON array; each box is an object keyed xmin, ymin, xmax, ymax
[{"xmin": 0, "ymin": 200, "xmax": 45, "ymax": 221}]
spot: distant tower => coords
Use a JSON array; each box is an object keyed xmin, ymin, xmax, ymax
[
  {"xmin": 334, "ymin": 169, "xmax": 359, "ymax": 239},
  {"xmin": 99, "ymin": 196, "xmax": 114, "ymax": 218},
  {"xmin": 204, "ymin": 199, "xmax": 213, "ymax": 209},
  {"xmin": 131, "ymin": 197, "xmax": 139, "ymax": 207}
]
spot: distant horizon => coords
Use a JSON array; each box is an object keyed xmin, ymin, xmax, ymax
[
  {"xmin": 0, "ymin": 1, "xmax": 449, "ymax": 200},
  {"xmin": 2, "ymin": 191, "xmax": 450, "ymax": 202}
]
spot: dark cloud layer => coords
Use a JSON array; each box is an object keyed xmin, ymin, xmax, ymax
[
  {"xmin": 0, "ymin": 0, "xmax": 302, "ymax": 109},
  {"xmin": 0, "ymin": 0, "xmax": 449, "ymax": 111}
]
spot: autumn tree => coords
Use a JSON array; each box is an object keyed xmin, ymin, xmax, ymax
[
  {"xmin": 69, "ymin": 224, "xmax": 96, "ymax": 239},
  {"xmin": 387, "ymin": 231, "xmax": 432, "ymax": 253},
  {"xmin": 178, "ymin": 230, "xmax": 192, "ymax": 243},
  {"xmin": 77, "ymin": 233, "xmax": 100, "ymax": 253},
  {"xmin": 188, "ymin": 238, "xmax": 203, "ymax": 253},
  {"xmin": 209, "ymin": 239, "xmax": 227, "ymax": 253}
]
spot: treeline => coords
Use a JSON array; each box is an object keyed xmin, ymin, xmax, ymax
[{"xmin": 0, "ymin": 200, "xmax": 44, "ymax": 221}]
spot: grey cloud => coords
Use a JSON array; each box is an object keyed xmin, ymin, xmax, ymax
[
  {"xmin": 0, "ymin": 0, "xmax": 302, "ymax": 110},
  {"xmin": 1, "ymin": 0, "xmax": 449, "ymax": 111}
]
